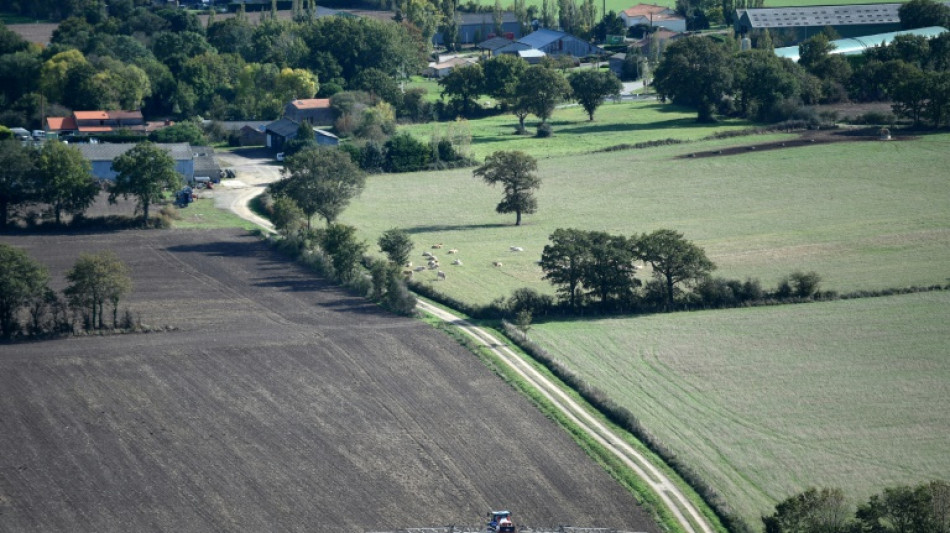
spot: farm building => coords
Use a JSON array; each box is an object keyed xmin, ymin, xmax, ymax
[
  {"xmin": 265, "ymin": 118, "xmax": 340, "ymax": 150},
  {"xmin": 314, "ymin": 129, "xmax": 339, "ymax": 146},
  {"xmin": 477, "ymin": 36, "xmax": 515, "ymax": 57},
  {"xmin": 773, "ymin": 26, "xmax": 949, "ymax": 61},
  {"xmin": 433, "ymin": 11, "xmax": 521, "ymax": 45},
  {"xmin": 620, "ymin": 4, "xmax": 687, "ymax": 33},
  {"xmin": 200, "ymin": 120, "xmax": 268, "ymax": 147},
  {"xmin": 75, "ymin": 142, "xmax": 194, "ymax": 181},
  {"xmin": 283, "ymin": 98, "xmax": 334, "ymax": 126},
  {"xmin": 424, "ymin": 56, "xmax": 479, "ymax": 78},
  {"xmin": 43, "ymin": 110, "xmax": 172, "ymax": 136},
  {"xmin": 732, "ymin": 2, "xmax": 949, "ymax": 40},
  {"xmin": 495, "ymin": 29, "xmax": 605, "ymax": 58}
]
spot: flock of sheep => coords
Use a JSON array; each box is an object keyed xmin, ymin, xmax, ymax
[{"xmin": 402, "ymin": 244, "xmax": 526, "ymax": 281}]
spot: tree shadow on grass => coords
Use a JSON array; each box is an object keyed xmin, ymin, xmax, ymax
[{"xmin": 402, "ymin": 223, "xmax": 511, "ymax": 234}]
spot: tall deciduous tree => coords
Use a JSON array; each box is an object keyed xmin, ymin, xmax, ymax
[
  {"xmin": 763, "ymin": 488, "xmax": 850, "ymax": 533},
  {"xmin": 540, "ymin": 228, "xmax": 591, "ymax": 309},
  {"xmin": 582, "ymin": 231, "xmax": 638, "ymax": 309},
  {"xmin": 36, "ymin": 141, "xmax": 98, "ymax": 225},
  {"xmin": 0, "ymin": 140, "xmax": 36, "ymax": 229},
  {"xmin": 0, "ymin": 244, "xmax": 50, "ymax": 339},
  {"xmin": 653, "ymin": 36, "xmax": 734, "ymax": 122},
  {"xmin": 64, "ymin": 251, "xmax": 131, "ymax": 330},
  {"xmin": 483, "ymin": 54, "xmax": 528, "ymax": 101},
  {"xmin": 899, "ymin": 0, "xmax": 950, "ymax": 29},
  {"xmin": 279, "ymin": 146, "xmax": 366, "ymax": 229},
  {"xmin": 473, "ymin": 150, "xmax": 540, "ymax": 226},
  {"xmin": 636, "ymin": 228, "xmax": 715, "ymax": 310},
  {"xmin": 109, "ymin": 142, "xmax": 182, "ymax": 223},
  {"xmin": 516, "ymin": 65, "xmax": 572, "ymax": 126},
  {"xmin": 439, "ymin": 62, "xmax": 485, "ymax": 116},
  {"xmin": 569, "ymin": 69, "xmax": 623, "ymax": 120}
]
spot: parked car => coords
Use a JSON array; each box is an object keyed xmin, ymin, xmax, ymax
[{"xmin": 276, "ymin": 152, "xmax": 285, "ymax": 162}]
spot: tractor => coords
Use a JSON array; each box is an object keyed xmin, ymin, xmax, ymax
[{"xmin": 487, "ymin": 510, "xmax": 515, "ymax": 532}]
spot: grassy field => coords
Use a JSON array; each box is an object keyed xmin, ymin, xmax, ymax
[
  {"xmin": 343, "ymin": 130, "xmax": 950, "ymax": 306},
  {"xmin": 527, "ymin": 291, "xmax": 950, "ymax": 527},
  {"xmin": 400, "ymin": 99, "xmax": 757, "ymax": 160},
  {"xmin": 171, "ymin": 197, "xmax": 259, "ymax": 231}
]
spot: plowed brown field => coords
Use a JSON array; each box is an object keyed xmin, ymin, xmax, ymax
[{"xmin": 0, "ymin": 229, "xmax": 659, "ymax": 533}]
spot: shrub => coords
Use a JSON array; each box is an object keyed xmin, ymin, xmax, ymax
[
  {"xmin": 506, "ymin": 287, "xmax": 555, "ymax": 317},
  {"xmin": 384, "ymin": 132, "xmax": 431, "ymax": 173}
]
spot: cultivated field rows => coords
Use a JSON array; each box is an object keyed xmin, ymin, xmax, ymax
[{"xmin": 0, "ymin": 229, "xmax": 659, "ymax": 532}]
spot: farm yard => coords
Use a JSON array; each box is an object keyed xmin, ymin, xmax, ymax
[
  {"xmin": 0, "ymin": 229, "xmax": 659, "ymax": 532},
  {"xmin": 528, "ymin": 292, "xmax": 950, "ymax": 527}
]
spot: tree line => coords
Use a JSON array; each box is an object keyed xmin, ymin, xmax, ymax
[
  {"xmin": 764, "ymin": 482, "xmax": 950, "ymax": 533},
  {"xmin": 0, "ymin": 4, "xmax": 426, "ymax": 128},
  {"xmin": 0, "ymin": 244, "xmax": 133, "ymax": 339},
  {"xmin": 439, "ymin": 54, "xmax": 621, "ymax": 135},
  {"xmin": 0, "ymin": 139, "xmax": 183, "ymax": 229},
  {"xmin": 654, "ymin": 4, "xmax": 950, "ymax": 126}
]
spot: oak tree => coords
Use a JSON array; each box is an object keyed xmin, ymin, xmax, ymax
[{"xmin": 473, "ymin": 150, "xmax": 540, "ymax": 226}]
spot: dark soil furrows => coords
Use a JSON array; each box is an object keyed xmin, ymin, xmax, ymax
[{"xmin": 0, "ymin": 229, "xmax": 660, "ymax": 533}]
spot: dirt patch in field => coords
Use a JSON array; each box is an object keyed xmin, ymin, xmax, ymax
[
  {"xmin": 0, "ymin": 229, "xmax": 659, "ymax": 533},
  {"xmin": 679, "ymin": 127, "xmax": 915, "ymax": 159}
]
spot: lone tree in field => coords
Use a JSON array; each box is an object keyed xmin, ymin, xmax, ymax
[
  {"xmin": 473, "ymin": 150, "xmax": 540, "ymax": 226},
  {"xmin": 569, "ymin": 69, "xmax": 623, "ymax": 121},
  {"xmin": 0, "ymin": 243, "xmax": 50, "ymax": 339},
  {"xmin": 278, "ymin": 146, "xmax": 366, "ymax": 230},
  {"xmin": 64, "ymin": 251, "xmax": 132, "ymax": 330},
  {"xmin": 0, "ymin": 140, "xmax": 36, "ymax": 229},
  {"xmin": 36, "ymin": 141, "xmax": 99, "ymax": 225},
  {"xmin": 378, "ymin": 228, "xmax": 414, "ymax": 266},
  {"xmin": 110, "ymin": 142, "xmax": 182, "ymax": 223},
  {"xmin": 636, "ymin": 229, "xmax": 715, "ymax": 310}
]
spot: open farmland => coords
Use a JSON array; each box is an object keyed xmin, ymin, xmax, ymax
[
  {"xmin": 0, "ymin": 229, "xmax": 659, "ymax": 532},
  {"xmin": 343, "ymin": 132, "xmax": 950, "ymax": 306},
  {"xmin": 528, "ymin": 292, "xmax": 950, "ymax": 526},
  {"xmin": 401, "ymin": 101, "xmax": 758, "ymax": 160}
]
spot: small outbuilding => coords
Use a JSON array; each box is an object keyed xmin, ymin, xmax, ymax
[
  {"xmin": 283, "ymin": 98, "xmax": 334, "ymax": 127},
  {"xmin": 620, "ymin": 4, "xmax": 687, "ymax": 33}
]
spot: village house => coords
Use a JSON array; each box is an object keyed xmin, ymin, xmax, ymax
[
  {"xmin": 283, "ymin": 98, "xmax": 334, "ymax": 126},
  {"xmin": 620, "ymin": 4, "xmax": 687, "ymax": 33}
]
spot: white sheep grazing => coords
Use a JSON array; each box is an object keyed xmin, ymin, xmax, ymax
[
  {"xmin": 432, "ymin": 243, "xmax": 443, "ymax": 249},
  {"xmin": 422, "ymin": 251, "xmax": 432, "ymax": 258},
  {"xmin": 405, "ymin": 261, "xmax": 412, "ymax": 268},
  {"xmin": 447, "ymin": 249, "xmax": 459, "ymax": 254},
  {"xmin": 510, "ymin": 246, "xmax": 524, "ymax": 252},
  {"xmin": 428, "ymin": 263, "xmax": 439, "ymax": 270},
  {"xmin": 452, "ymin": 259, "xmax": 462, "ymax": 266},
  {"xmin": 493, "ymin": 261, "xmax": 503, "ymax": 267},
  {"xmin": 413, "ymin": 266, "xmax": 426, "ymax": 272},
  {"xmin": 402, "ymin": 269, "xmax": 413, "ymax": 279},
  {"xmin": 437, "ymin": 270, "xmax": 446, "ymax": 281},
  {"xmin": 428, "ymin": 255, "xmax": 437, "ymax": 262}
]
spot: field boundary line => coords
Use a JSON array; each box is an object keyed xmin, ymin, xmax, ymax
[{"xmin": 417, "ymin": 301, "xmax": 716, "ymax": 533}]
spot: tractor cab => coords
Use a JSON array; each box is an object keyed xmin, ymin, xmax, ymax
[{"xmin": 487, "ymin": 511, "xmax": 515, "ymax": 532}]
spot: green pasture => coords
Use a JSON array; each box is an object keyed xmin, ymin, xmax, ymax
[
  {"xmin": 400, "ymin": 99, "xmax": 756, "ymax": 160},
  {"xmin": 527, "ymin": 291, "xmax": 950, "ymax": 526},
  {"xmin": 172, "ymin": 198, "xmax": 258, "ymax": 231},
  {"xmin": 343, "ymin": 131, "xmax": 950, "ymax": 306}
]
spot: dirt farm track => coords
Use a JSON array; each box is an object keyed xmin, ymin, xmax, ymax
[{"xmin": 0, "ymin": 229, "xmax": 658, "ymax": 533}]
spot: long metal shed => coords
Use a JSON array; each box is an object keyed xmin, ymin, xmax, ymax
[{"xmin": 774, "ymin": 26, "xmax": 948, "ymax": 62}]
